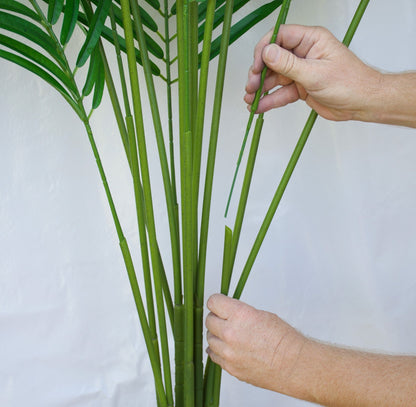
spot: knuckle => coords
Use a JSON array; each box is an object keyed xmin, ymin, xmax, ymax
[
  {"xmin": 222, "ymin": 346, "xmax": 234, "ymax": 363},
  {"xmin": 281, "ymin": 52, "xmax": 296, "ymax": 76},
  {"xmin": 222, "ymin": 326, "xmax": 235, "ymax": 343},
  {"xmin": 205, "ymin": 312, "xmax": 213, "ymax": 328}
]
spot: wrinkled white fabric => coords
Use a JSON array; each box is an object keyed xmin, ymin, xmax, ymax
[{"xmin": 1, "ymin": 0, "xmax": 415, "ymax": 406}]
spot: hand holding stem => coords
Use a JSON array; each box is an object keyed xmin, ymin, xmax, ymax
[
  {"xmin": 245, "ymin": 24, "xmax": 416, "ymax": 128},
  {"xmin": 206, "ymin": 294, "xmax": 416, "ymax": 407}
]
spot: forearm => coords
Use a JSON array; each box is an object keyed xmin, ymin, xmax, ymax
[
  {"xmin": 358, "ymin": 71, "xmax": 416, "ymax": 128},
  {"xmin": 279, "ymin": 338, "xmax": 416, "ymax": 406}
]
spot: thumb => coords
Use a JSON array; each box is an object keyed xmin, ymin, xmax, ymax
[{"xmin": 262, "ymin": 44, "xmax": 308, "ymax": 83}]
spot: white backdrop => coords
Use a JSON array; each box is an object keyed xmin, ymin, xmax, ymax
[{"xmin": 1, "ymin": 1, "xmax": 416, "ymax": 406}]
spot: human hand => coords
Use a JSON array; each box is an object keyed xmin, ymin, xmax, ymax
[
  {"xmin": 244, "ymin": 24, "xmax": 383, "ymax": 122},
  {"xmin": 205, "ymin": 294, "xmax": 306, "ymax": 393}
]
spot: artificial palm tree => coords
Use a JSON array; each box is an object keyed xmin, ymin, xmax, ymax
[{"xmin": 0, "ymin": 0, "xmax": 370, "ymax": 405}]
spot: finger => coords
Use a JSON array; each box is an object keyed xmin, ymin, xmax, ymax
[
  {"xmin": 255, "ymin": 83, "xmax": 300, "ymax": 113},
  {"xmin": 252, "ymin": 24, "xmax": 322, "ymax": 75},
  {"xmin": 206, "ymin": 293, "xmax": 243, "ymax": 320},
  {"xmin": 275, "ymin": 24, "xmax": 326, "ymax": 58},
  {"xmin": 245, "ymin": 65, "xmax": 262, "ymax": 95},
  {"xmin": 252, "ymin": 29, "xmax": 273, "ymax": 73},
  {"xmin": 245, "ymin": 72, "xmax": 293, "ymax": 104},
  {"xmin": 205, "ymin": 312, "xmax": 227, "ymax": 338},
  {"xmin": 246, "ymin": 69, "xmax": 293, "ymax": 94},
  {"xmin": 206, "ymin": 346, "xmax": 226, "ymax": 369},
  {"xmin": 206, "ymin": 331, "xmax": 227, "ymax": 363},
  {"xmin": 262, "ymin": 44, "xmax": 310, "ymax": 85}
]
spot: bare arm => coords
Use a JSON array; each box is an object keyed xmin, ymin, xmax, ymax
[
  {"xmin": 244, "ymin": 25, "xmax": 416, "ymax": 128},
  {"xmin": 206, "ymin": 294, "xmax": 416, "ymax": 407}
]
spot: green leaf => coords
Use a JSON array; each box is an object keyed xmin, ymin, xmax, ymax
[
  {"xmin": 60, "ymin": 0, "xmax": 79, "ymax": 45},
  {"xmin": 48, "ymin": 0, "xmax": 64, "ymax": 25},
  {"xmin": 76, "ymin": 0, "xmax": 112, "ymax": 67},
  {"xmin": 198, "ymin": 0, "xmax": 259, "ymax": 42},
  {"xmin": 0, "ymin": 49, "xmax": 81, "ymax": 116},
  {"xmin": 136, "ymin": 4, "xmax": 158, "ymax": 32},
  {"xmin": 0, "ymin": 33, "xmax": 76, "ymax": 93},
  {"xmin": 0, "ymin": 0, "xmax": 41, "ymax": 22},
  {"xmin": 105, "ymin": 3, "xmax": 163, "ymax": 57},
  {"xmin": 142, "ymin": 29, "xmax": 164, "ymax": 59},
  {"xmin": 77, "ymin": 11, "xmax": 162, "ymax": 73},
  {"xmin": 207, "ymin": 0, "xmax": 281, "ymax": 61},
  {"xmin": 143, "ymin": 0, "xmax": 160, "ymax": 11},
  {"xmin": 92, "ymin": 54, "xmax": 105, "ymax": 109},
  {"xmin": 197, "ymin": 0, "xmax": 223, "ymax": 21},
  {"xmin": 114, "ymin": 0, "xmax": 160, "ymax": 12},
  {"xmin": 95, "ymin": 0, "xmax": 158, "ymax": 33},
  {"xmin": 99, "ymin": 24, "xmax": 161, "ymax": 75},
  {"xmin": 0, "ymin": 11, "xmax": 65, "ymax": 66},
  {"xmin": 82, "ymin": 45, "xmax": 100, "ymax": 96}
]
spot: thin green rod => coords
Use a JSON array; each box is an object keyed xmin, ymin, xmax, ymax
[
  {"xmin": 194, "ymin": 0, "xmax": 216, "ymax": 303},
  {"xmin": 130, "ymin": 0, "xmax": 182, "ymax": 308},
  {"xmin": 81, "ymin": 115, "xmax": 167, "ymax": 407},
  {"xmin": 176, "ymin": 0, "xmax": 197, "ymax": 406},
  {"xmin": 26, "ymin": 1, "xmax": 167, "ymax": 403},
  {"xmin": 192, "ymin": 1, "xmax": 216, "ymax": 405},
  {"xmin": 189, "ymin": 0, "xmax": 199, "ymax": 304},
  {"xmin": 126, "ymin": 114, "xmax": 160, "ymax": 353},
  {"xmin": 198, "ymin": 0, "xmax": 235, "ymax": 325},
  {"xmin": 224, "ymin": 0, "xmax": 291, "ymax": 217},
  {"xmin": 109, "ymin": 6, "xmax": 132, "ymax": 118},
  {"xmin": 226, "ymin": 115, "xmax": 264, "ymax": 278},
  {"xmin": 189, "ymin": 0, "xmax": 199, "ymax": 139},
  {"xmin": 108, "ymin": 2, "xmax": 174, "ymax": 337},
  {"xmin": 163, "ymin": 0, "xmax": 179, "ymax": 224},
  {"xmin": 107, "ymin": 4, "xmax": 159, "ymax": 345},
  {"xmin": 119, "ymin": 1, "xmax": 173, "ymax": 405},
  {"xmin": 199, "ymin": 0, "xmax": 235, "ymax": 405},
  {"xmin": 225, "ymin": 0, "xmax": 291, "ymax": 288},
  {"xmin": 176, "ymin": 1, "xmax": 187, "ymax": 404},
  {"xmin": 233, "ymin": 0, "xmax": 371, "ymax": 299},
  {"xmin": 98, "ymin": 42, "xmax": 131, "ymax": 162}
]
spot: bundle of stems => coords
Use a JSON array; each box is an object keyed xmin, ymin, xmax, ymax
[{"xmin": 0, "ymin": 0, "xmax": 370, "ymax": 405}]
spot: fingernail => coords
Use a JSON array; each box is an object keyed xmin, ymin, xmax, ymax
[{"xmin": 264, "ymin": 44, "xmax": 279, "ymax": 62}]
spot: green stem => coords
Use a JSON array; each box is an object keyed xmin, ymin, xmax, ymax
[
  {"xmin": 192, "ymin": 1, "xmax": 216, "ymax": 391},
  {"xmin": 191, "ymin": 1, "xmax": 216, "ymax": 405},
  {"xmin": 130, "ymin": 0, "xmax": 182, "ymax": 312},
  {"xmin": 199, "ymin": 0, "xmax": 235, "ymax": 405},
  {"xmin": 163, "ymin": 0, "xmax": 179, "ymax": 223},
  {"xmin": 233, "ymin": 111, "xmax": 317, "ymax": 298},
  {"xmin": 177, "ymin": 1, "xmax": 196, "ymax": 406},
  {"xmin": 81, "ymin": 113, "xmax": 167, "ymax": 407},
  {"xmin": 233, "ymin": 0, "xmax": 371, "ymax": 300},
  {"xmin": 174, "ymin": 304, "xmax": 185, "ymax": 407},
  {"xmin": 220, "ymin": 226, "xmax": 233, "ymax": 295},
  {"xmin": 28, "ymin": 0, "xmax": 74, "ymax": 82},
  {"xmin": 198, "ymin": 0, "xmax": 234, "ymax": 321},
  {"xmin": 224, "ymin": 0, "xmax": 291, "ymax": 217},
  {"xmin": 189, "ymin": 0, "xmax": 199, "ymax": 139},
  {"xmin": 109, "ymin": 6, "xmax": 132, "ymax": 119},
  {"xmin": 119, "ymin": 1, "xmax": 173, "ymax": 405},
  {"xmin": 227, "ymin": 116, "xmax": 264, "ymax": 277},
  {"xmin": 126, "ymin": 113, "xmax": 159, "ymax": 355},
  {"xmin": 194, "ymin": 0, "xmax": 216, "ymax": 303}
]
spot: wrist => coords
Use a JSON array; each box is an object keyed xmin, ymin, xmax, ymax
[
  {"xmin": 356, "ymin": 71, "xmax": 416, "ymax": 128},
  {"xmin": 267, "ymin": 328, "xmax": 310, "ymax": 397}
]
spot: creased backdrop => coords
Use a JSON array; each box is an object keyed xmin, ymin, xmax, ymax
[{"xmin": 1, "ymin": 0, "xmax": 416, "ymax": 406}]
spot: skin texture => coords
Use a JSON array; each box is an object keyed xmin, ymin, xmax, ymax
[
  {"xmin": 206, "ymin": 25, "xmax": 416, "ymax": 406},
  {"xmin": 244, "ymin": 25, "xmax": 416, "ymax": 128},
  {"xmin": 206, "ymin": 294, "xmax": 416, "ymax": 407}
]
